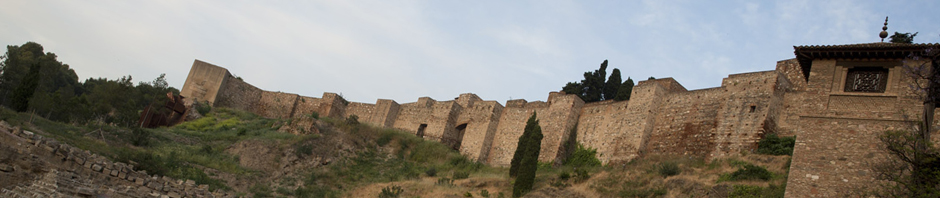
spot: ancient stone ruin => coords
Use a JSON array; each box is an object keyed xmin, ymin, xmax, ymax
[{"xmin": 180, "ymin": 42, "xmax": 940, "ymax": 197}]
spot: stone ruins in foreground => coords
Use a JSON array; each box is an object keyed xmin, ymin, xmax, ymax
[{"xmin": 181, "ymin": 42, "xmax": 940, "ymax": 197}]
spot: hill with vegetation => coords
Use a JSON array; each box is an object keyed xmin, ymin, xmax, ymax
[{"xmin": 0, "ymin": 41, "xmax": 795, "ymax": 197}]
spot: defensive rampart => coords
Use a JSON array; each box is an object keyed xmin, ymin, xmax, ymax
[{"xmin": 179, "ymin": 59, "xmax": 798, "ymax": 166}]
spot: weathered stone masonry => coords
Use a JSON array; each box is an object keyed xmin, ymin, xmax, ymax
[
  {"xmin": 181, "ymin": 42, "xmax": 940, "ymax": 197},
  {"xmin": 0, "ymin": 121, "xmax": 234, "ymax": 198}
]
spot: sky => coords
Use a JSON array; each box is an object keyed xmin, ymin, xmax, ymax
[{"xmin": 2, "ymin": 0, "xmax": 939, "ymax": 104}]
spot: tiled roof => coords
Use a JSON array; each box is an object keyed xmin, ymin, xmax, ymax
[{"xmin": 792, "ymin": 42, "xmax": 940, "ymax": 81}]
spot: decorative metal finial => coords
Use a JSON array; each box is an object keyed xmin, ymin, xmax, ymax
[{"xmin": 880, "ymin": 16, "xmax": 889, "ymax": 42}]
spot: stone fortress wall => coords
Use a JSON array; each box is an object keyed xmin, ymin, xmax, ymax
[
  {"xmin": 179, "ymin": 59, "xmax": 798, "ymax": 166},
  {"xmin": 181, "ymin": 42, "xmax": 940, "ymax": 197}
]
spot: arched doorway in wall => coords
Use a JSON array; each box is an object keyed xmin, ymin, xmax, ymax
[{"xmin": 450, "ymin": 123, "xmax": 468, "ymax": 151}]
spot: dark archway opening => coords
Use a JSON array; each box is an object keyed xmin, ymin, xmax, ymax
[
  {"xmin": 451, "ymin": 123, "xmax": 468, "ymax": 151},
  {"xmin": 417, "ymin": 124, "xmax": 427, "ymax": 138}
]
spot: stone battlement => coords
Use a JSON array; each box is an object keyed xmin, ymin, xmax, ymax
[{"xmin": 180, "ymin": 59, "xmax": 797, "ymax": 166}]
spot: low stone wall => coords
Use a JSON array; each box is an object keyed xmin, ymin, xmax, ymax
[{"xmin": 0, "ymin": 121, "xmax": 234, "ymax": 198}]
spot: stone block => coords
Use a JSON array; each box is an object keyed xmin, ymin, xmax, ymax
[
  {"xmin": 0, "ymin": 163, "xmax": 14, "ymax": 172},
  {"xmin": 91, "ymin": 164, "xmax": 103, "ymax": 172}
]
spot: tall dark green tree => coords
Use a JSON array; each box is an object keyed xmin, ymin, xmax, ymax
[
  {"xmin": 604, "ymin": 68, "xmax": 622, "ymax": 100},
  {"xmin": 510, "ymin": 112, "xmax": 536, "ymax": 177},
  {"xmin": 614, "ymin": 77, "xmax": 634, "ymax": 101},
  {"xmin": 0, "ymin": 42, "xmax": 47, "ymax": 107},
  {"xmin": 512, "ymin": 112, "xmax": 542, "ymax": 197},
  {"xmin": 582, "ymin": 60, "xmax": 608, "ymax": 102},
  {"xmin": 10, "ymin": 63, "xmax": 40, "ymax": 112},
  {"xmin": 0, "ymin": 42, "xmax": 178, "ymax": 126},
  {"xmin": 562, "ymin": 60, "xmax": 620, "ymax": 102},
  {"xmin": 889, "ymin": 32, "xmax": 918, "ymax": 44}
]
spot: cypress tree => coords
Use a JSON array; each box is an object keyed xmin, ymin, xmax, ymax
[
  {"xmin": 512, "ymin": 113, "xmax": 542, "ymax": 197},
  {"xmin": 614, "ymin": 77, "xmax": 634, "ymax": 101},
  {"xmin": 509, "ymin": 112, "xmax": 537, "ymax": 177},
  {"xmin": 604, "ymin": 68, "xmax": 622, "ymax": 100}
]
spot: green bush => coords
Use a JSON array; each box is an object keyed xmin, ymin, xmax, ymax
[
  {"xmin": 249, "ymin": 184, "xmax": 273, "ymax": 198},
  {"xmin": 464, "ymin": 191, "xmax": 474, "ymax": 197},
  {"xmin": 346, "ymin": 115, "xmax": 359, "ymax": 125},
  {"xmin": 756, "ymin": 133, "xmax": 796, "ymax": 155},
  {"xmin": 129, "ymin": 127, "xmax": 152, "ymax": 147},
  {"xmin": 195, "ymin": 100, "xmax": 212, "ymax": 115},
  {"xmin": 559, "ymin": 171, "xmax": 571, "ymax": 181},
  {"xmin": 295, "ymin": 144, "xmax": 313, "ymax": 157},
  {"xmin": 565, "ymin": 144, "xmax": 601, "ymax": 167},
  {"xmin": 309, "ymin": 112, "xmax": 319, "ymax": 119},
  {"xmin": 480, "ymin": 189, "xmax": 490, "ymax": 197},
  {"xmin": 722, "ymin": 164, "xmax": 773, "ymax": 182},
  {"xmin": 729, "ymin": 184, "xmax": 786, "ymax": 198},
  {"xmin": 379, "ymin": 185, "xmax": 404, "ymax": 198},
  {"xmin": 425, "ymin": 167, "xmax": 437, "ymax": 177},
  {"xmin": 657, "ymin": 161, "xmax": 680, "ymax": 177},
  {"xmin": 437, "ymin": 178, "xmax": 455, "ymax": 186},
  {"xmin": 574, "ymin": 169, "xmax": 591, "ymax": 182},
  {"xmin": 453, "ymin": 171, "xmax": 470, "ymax": 179}
]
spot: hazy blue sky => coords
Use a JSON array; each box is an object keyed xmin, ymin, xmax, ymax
[{"xmin": 2, "ymin": 1, "xmax": 938, "ymax": 103}]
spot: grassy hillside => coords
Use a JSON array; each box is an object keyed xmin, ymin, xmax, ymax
[{"xmin": 0, "ymin": 106, "xmax": 791, "ymax": 197}]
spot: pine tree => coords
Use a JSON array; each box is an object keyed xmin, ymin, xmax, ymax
[
  {"xmin": 512, "ymin": 113, "xmax": 542, "ymax": 197},
  {"xmin": 614, "ymin": 77, "xmax": 634, "ymax": 101}
]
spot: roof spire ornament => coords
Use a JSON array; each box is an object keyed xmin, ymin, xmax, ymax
[{"xmin": 880, "ymin": 16, "xmax": 889, "ymax": 42}]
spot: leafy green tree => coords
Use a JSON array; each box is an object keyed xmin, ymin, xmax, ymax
[
  {"xmin": 0, "ymin": 42, "xmax": 178, "ymax": 126},
  {"xmin": 614, "ymin": 77, "xmax": 634, "ymax": 101},
  {"xmin": 512, "ymin": 113, "xmax": 542, "ymax": 197},
  {"xmin": 889, "ymin": 32, "xmax": 918, "ymax": 44},
  {"xmin": 604, "ymin": 68, "xmax": 622, "ymax": 101},
  {"xmin": 10, "ymin": 63, "xmax": 40, "ymax": 112},
  {"xmin": 0, "ymin": 42, "xmax": 53, "ymax": 107}
]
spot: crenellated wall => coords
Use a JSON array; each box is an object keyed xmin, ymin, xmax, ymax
[{"xmin": 179, "ymin": 59, "xmax": 800, "ymax": 167}]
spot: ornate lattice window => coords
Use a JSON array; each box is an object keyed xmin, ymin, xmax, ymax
[{"xmin": 844, "ymin": 67, "xmax": 889, "ymax": 93}]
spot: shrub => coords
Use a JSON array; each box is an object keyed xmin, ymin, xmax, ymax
[
  {"xmin": 453, "ymin": 171, "xmax": 470, "ymax": 179},
  {"xmin": 559, "ymin": 171, "xmax": 571, "ymax": 181},
  {"xmin": 295, "ymin": 144, "xmax": 313, "ymax": 157},
  {"xmin": 249, "ymin": 184, "xmax": 273, "ymax": 198},
  {"xmin": 425, "ymin": 167, "xmax": 437, "ymax": 177},
  {"xmin": 437, "ymin": 178, "xmax": 454, "ymax": 186},
  {"xmin": 565, "ymin": 144, "xmax": 601, "ymax": 167},
  {"xmin": 309, "ymin": 112, "xmax": 319, "ymax": 119},
  {"xmin": 379, "ymin": 185, "xmax": 404, "ymax": 198},
  {"xmin": 129, "ymin": 127, "xmax": 152, "ymax": 147},
  {"xmin": 756, "ymin": 133, "xmax": 796, "ymax": 155},
  {"xmin": 464, "ymin": 191, "xmax": 474, "ymax": 197},
  {"xmin": 346, "ymin": 115, "xmax": 359, "ymax": 125},
  {"xmin": 195, "ymin": 100, "xmax": 212, "ymax": 115},
  {"xmin": 723, "ymin": 164, "xmax": 773, "ymax": 181},
  {"xmin": 657, "ymin": 161, "xmax": 680, "ymax": 177},
  {"xmin": 480, "ymin": 189, "xmax": 490, "ymax": 197},
  {"xmin": 574, "ymin": 169, "xmax": 591, "ymax": 182}
]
